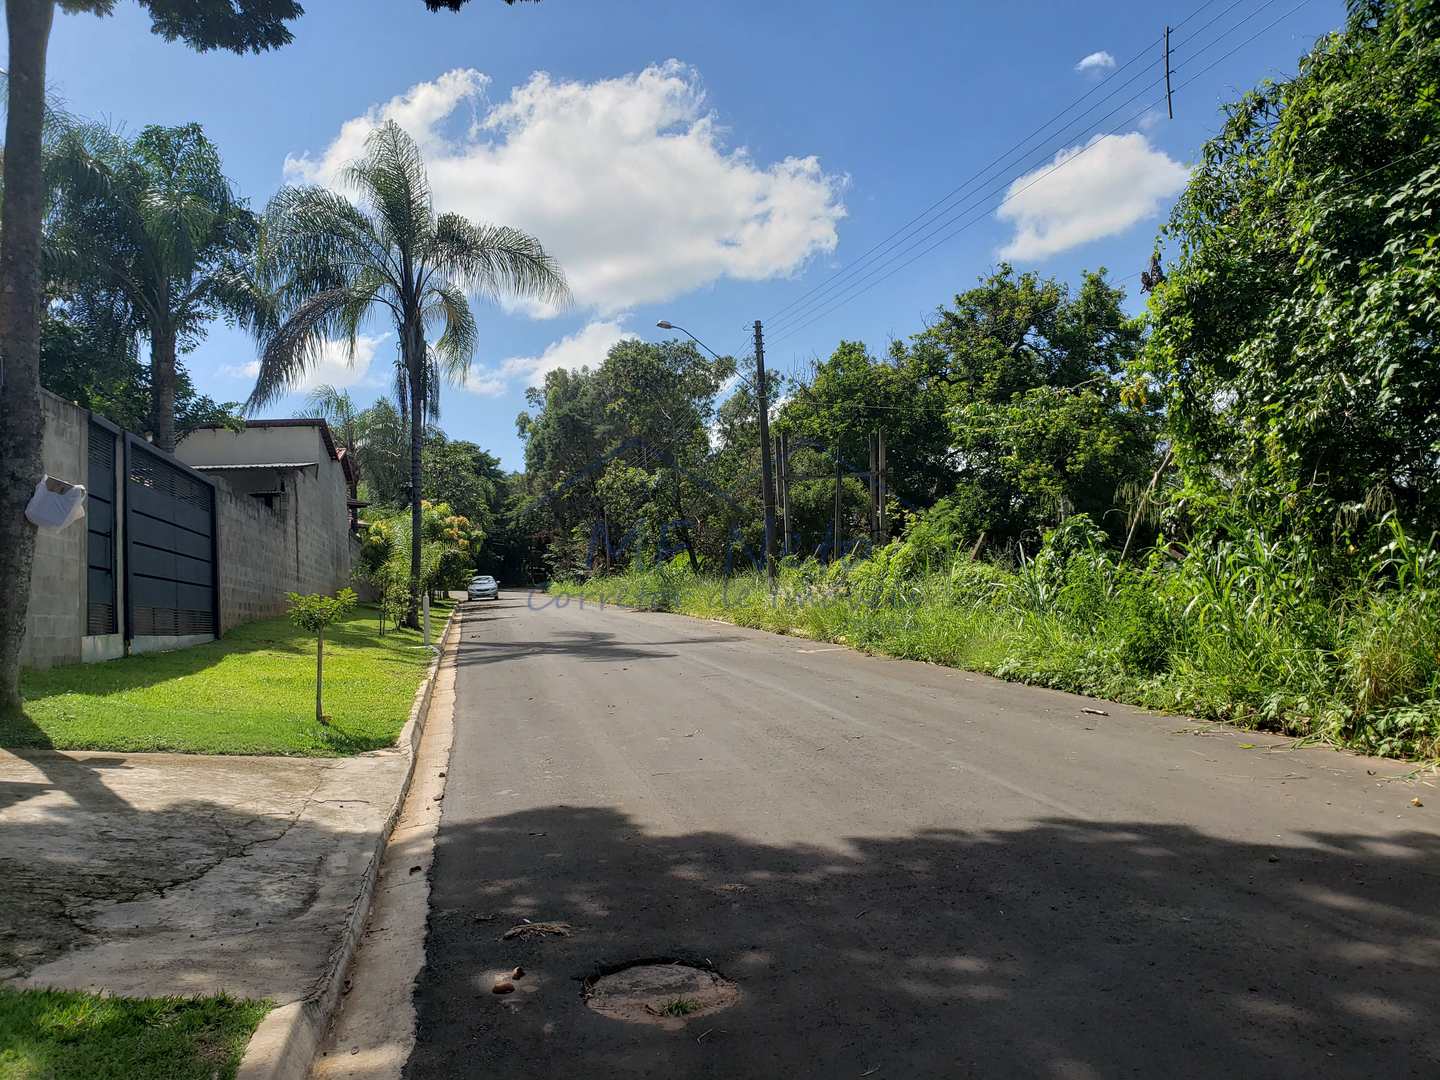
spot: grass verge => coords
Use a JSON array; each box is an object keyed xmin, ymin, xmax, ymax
[
  {"xmin": 0, "ymin": 986, "xmax": 268, "ymax": 1080},
  {"xmin": 5, "ymin": 602, "xmax": 452, "ymax": 756}
]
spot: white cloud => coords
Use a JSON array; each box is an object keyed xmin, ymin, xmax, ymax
[
  {"xmin": 1075, "ymin": 50, "xmax": 1116, "ymax": 74},
  {"xmin": 996, "ymin": 133, "xmax": 1189, "ymax": 261},
  {"xmin": 285, "ymin": 62, "xmax": 846, "ymax": 317},
  {"xmin": 463, "ymin": 318, "xmax": 638, "ymax": 396},
  {"xmin": 224, "ymin": 333, "xmax": 390, "ymax": 394}
]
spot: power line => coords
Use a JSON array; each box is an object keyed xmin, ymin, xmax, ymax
[
  {"xmin": 768, "ymin": 0, "xmax": 1320, "ymax": 349},
  {"xmin": 768, "ymin": 0, "xmax": 1293, "ymax": 339},
  {"xmin": 763, "ymin": 0, "xmax": 1256, "ymax": 335}
]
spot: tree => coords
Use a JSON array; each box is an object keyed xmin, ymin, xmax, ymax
[
  {"xmin": 42, "ymin": 307, "xmax": 243, "ymax": 434},
  {"xmin": 777, "ymin": 340, "xmax": 953, "ymax": 529},
  {"xmin": 47, "ymin": 122, "xmax": 256, "ymax": 451},
  {"xmin": 0, "ymin": 0, "xmax": 300, "ymax": 723},
  {"xmin": 516, "ymin": 338, "xmax": 733, "ymax": 574},
  {"xmin": 903, "ymin": 266, "xmax": 1156, "ymax": 551},
  {"xmin": 247, "ymin": 120, "xmax": 569, "ymax": 626},
  {"xmin": 287, "ymin": 587, "xmax": 358, "ymax": 725},
  {"xmin": 1146, "ymin": 0, "xmax": 1440, "ymax": 545}
]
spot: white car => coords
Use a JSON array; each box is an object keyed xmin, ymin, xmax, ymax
[{"xmin": 468, "ymin": 575, "xmax": 499, "ymax": 601}]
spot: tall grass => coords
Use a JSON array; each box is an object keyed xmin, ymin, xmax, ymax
[{"xmin": 552, "ymin": 516, "xmax": 1440, "ymax": 761}]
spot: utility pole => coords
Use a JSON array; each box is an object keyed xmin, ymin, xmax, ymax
[
  {"xmin": 867, "ymin": 431, "xmax": 878, "ymax": 544},
  {"xmin": 869, "ymin": 429, "xmax": 881, "ymax": 541},
  {"xmin": 754, "ymin": 320, "xmax": 777, "ymax": 582},
  {"xmin": 1165, "ymin": 26, "xmax": 1174, "ymax": 120},
  {"xmin": 775, "ymin": 430, "xmax": 791, "ymax": 557},
  {"xmin": 832, "ymin": 447, "xmax": 843, "ymax": 563}
]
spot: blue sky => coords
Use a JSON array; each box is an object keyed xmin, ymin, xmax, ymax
[{"xmin": 34, "ymin": 0, "xmax": 1341, "ymax": 469}]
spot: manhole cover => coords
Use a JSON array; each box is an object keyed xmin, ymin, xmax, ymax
[{"xmin": 584, "ymin": 961, "xmax": 739, "ymax": 1027}]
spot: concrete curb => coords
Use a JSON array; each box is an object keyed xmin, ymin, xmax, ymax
[{"xmin": 236, "ymin": 605, "xmax": 463, "ymax": 1080}]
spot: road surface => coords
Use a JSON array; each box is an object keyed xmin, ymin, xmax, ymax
[{"xmin": 404, "ymin": 593, "xmax": 1439, "ymax": 1079}]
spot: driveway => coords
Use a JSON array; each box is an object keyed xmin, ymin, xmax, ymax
[{"xmin": 407, "ymin": 592, "xmax": 1439, "ymax": 1079}]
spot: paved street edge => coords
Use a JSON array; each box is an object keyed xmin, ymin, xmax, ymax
[{"xmin": 235, "ymin": 607, "xmax": 463, "ymax": 1080}]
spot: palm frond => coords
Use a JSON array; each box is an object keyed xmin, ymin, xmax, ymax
[
  {"xmin": 342, "ymin": 121, "xmax": 433, "ymax": 262},
  {"xmin": 247, "ymin": 287, "xmax": 354, "ymax": 410},
  {"xmin": 424, "ymin": 214, "xmax": 571, "ymax": 310},
  {"xmin": 423, "ymin": 280, "xmax": 479, "ymax": 383}
]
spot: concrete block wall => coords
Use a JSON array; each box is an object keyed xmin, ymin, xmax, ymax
[
  {"xmin": 24, "ymin": 395, "xmax": 355, "ymax": 668},
  {"xmin": 20, "ymin": 393, "xmax": 89, "ymax": 670},
  {"xmin": 215, "ymin": 462, "xmax": 352, "ymax": 633}
]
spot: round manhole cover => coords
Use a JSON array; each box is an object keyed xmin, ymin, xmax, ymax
[{"xmin": 584, "ymin": 961, "xmax": 739, "ymax": 1027}]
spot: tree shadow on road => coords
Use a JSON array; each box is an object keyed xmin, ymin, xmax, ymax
[{"xmin": 409, "ymin": 805, "xmax": 1440, "ymax": 1080}]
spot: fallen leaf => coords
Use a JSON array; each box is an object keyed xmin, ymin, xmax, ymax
[
  {"xmin": 1238, "ymin": 743, "xmax": 1257, "ymax": 749},
  {"xmin": 1412, "ymin": 797, "xmax": 1424, "ymax": 808}
]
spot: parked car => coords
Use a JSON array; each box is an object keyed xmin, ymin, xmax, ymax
[{"xmin": 468, "ymin": 575, "xmax": 500, "ymax": 601}]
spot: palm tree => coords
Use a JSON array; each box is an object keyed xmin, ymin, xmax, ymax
[
  {"xmin": 46, "ymin": 122, "xmax": 258, "ymax": 452},
  {"xmin": 246, "ymin": 120, "xmax": 569, "ymax": 624}
]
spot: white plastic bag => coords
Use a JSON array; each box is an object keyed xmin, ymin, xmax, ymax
[{"xmin": 25, "ymin": 476, "xmax": 87, "ymax": 530}]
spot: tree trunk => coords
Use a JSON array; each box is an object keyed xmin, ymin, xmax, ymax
[
  {"xmin": 671, "ymin": 469, "xmax": 700, "ymax": 573},
  {"xmin": 150, "ymin": 323, "xmax": 178, "ymax": 453},
  {"xmin": 405, "ymin": 322, "xmax": 424, "ymax": 629},
  {"xmin": 315, "ymin": 629, "xmax": 325, "ymax": 724},
  {"xmin": 0, "ymin": 0, "xmax": 57, "ymax": 722}
]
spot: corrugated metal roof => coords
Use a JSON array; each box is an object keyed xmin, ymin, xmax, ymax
[{"xmin": 192, "ymin": 462, "xmax": 318, "ymax": 471}]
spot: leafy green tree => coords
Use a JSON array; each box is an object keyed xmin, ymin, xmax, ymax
[
  {"xmin": 1146, "ymin": 0, "xmax": 1440, "ymax": 544},
  {"xmin": 0, "ymin": 0, "xmax": 300, "ymax": 724},
  {"xmin": 46, "ymin": 122, "xmax": 258, "ymax": 452},
  {"xmin": 517, "ymin": 365, "xmax": 609, "ymax": 568},
  {"xmin": 41, "ymin": 307, "xmax": 243, "ymax": 434},
  {"xmin": 903, "ymin": 265, "xmax": 1155, "ymax": 550},
  {"xmin": 287, "ymin": 587, "xmax": 358, "ymax": 725},
  {"xmin": 246, "ymin": 120, "xmax": 568, "ymax": 626},
  {"xmin": 422, "ymin": 432, "xmax": 507, "ymax": 532},
  {"xmin": 596, "ymin": 338, "xmax": 733, "ymax": 571},
  {"xmin": 777, "ymin": 339, "xmax": 953, "ymax": 531}
]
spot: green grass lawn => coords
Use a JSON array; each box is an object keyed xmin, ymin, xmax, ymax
[
  {"xmin": 4, "ymin": 602, "xmax": 452, "ymax": 756},
  {"xmin": 0, "ymin": 987, "xmax": 268, "ymax": 1080}
]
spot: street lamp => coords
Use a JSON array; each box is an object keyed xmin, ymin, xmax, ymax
[{"xmin": 656, "ymin": 318, "xmax": 777, "ymax": 582}]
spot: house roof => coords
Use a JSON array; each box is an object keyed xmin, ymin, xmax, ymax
[{"xmin": 187, "ymin": 418, "xmax": 342, "ymax": 463}]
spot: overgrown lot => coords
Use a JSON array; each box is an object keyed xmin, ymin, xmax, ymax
[
  {"xmin": 552, "ymin": 519, "xmax": 1440, "ymax": 762},
  {"xmin": 0, "ymin": 987, "xmax": 268, "ymax": 1080},
  {"xmin": 4, "ymin": 603, "xmax": 449, "ymax": 756}
]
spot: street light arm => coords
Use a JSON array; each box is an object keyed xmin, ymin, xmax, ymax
[{"xmin": 656, "ymin": 320, "xmax": 725, "ymax": 363}]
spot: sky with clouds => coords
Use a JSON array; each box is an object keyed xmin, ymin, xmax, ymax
[{"xmin": 33, "ymin": 0, "xmax": 1340, "ymax": 468}]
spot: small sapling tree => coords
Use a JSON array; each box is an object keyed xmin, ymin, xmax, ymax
[{"xmin": 287, "ymin": 588, "xmax": 358, "ymax": 724}]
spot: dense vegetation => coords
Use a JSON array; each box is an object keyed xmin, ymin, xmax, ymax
[
  {"xmin": 8, "ymin": 1, "xmax": 1437, "ymax": 759},
  {"xmin": 542, "ymin": 1, "xmax": 1440, "ymax": 760}
]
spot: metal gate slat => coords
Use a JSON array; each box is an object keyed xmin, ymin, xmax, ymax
[{"xmin": 124, "ymin": 438, "xmax": 218, "ymax": 642}]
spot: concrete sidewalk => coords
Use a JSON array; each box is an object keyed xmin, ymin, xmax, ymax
[{"xmin": 0, "ymin": 745, "xmax": 409, "ymax": 1003}]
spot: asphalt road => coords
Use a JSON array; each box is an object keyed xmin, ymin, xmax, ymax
[{"xmin": 405, "ymin": 593, "xmax": 1440, "ymax": 1079}]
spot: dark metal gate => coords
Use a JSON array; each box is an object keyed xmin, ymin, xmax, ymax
[
  {"xmin": 123, "ymin": 436, "xmax": 219, "ymax": 640},
  {"xmin": 86, "ymin": 420, "xmax": 119, "ymax": 635}
]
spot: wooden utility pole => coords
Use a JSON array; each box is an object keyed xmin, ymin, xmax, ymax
[
  {"xmin": 1165, "ymin": 26, "xmax": 1174, "ymax": 119},
  {"xmin": 832, "ymin": 447, "xmax": 843, "ymax": 562},
  {"xmin": 869, "ymin": 426, "xmax": 881, "ymax": 538},
  {"xmin": 754, "ymin": 320, "xmax": 777, "ymax": 581},
  {"xmin": 775, "ymin": 431, "xmax": 791, "ymax": 557},
  {"xmin": 867, "ymin": 431, "xmax": 878, "ymax": 544}
]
